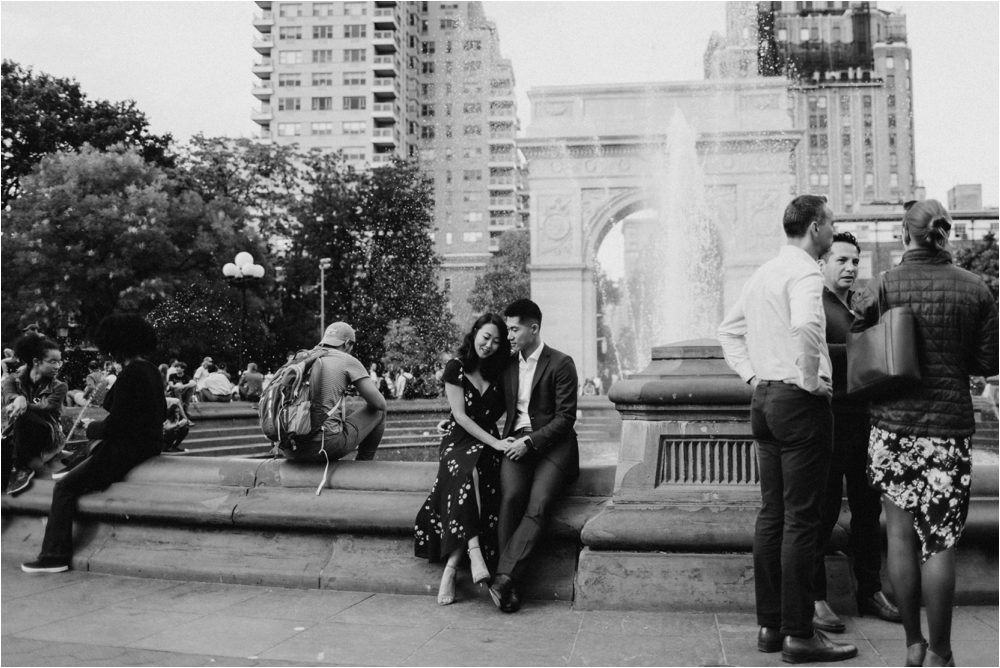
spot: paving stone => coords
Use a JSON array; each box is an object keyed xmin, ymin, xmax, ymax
[
  {"xmin": 579, "ymin": 610, "xmax": 718, "ymax": 637},
  {"xmin": 326, "ymin": 592, "xmax": 471, "ymax": 628},
  {"xmin": 569, "ymin": 631, "xmax": 724, "ymax": 667},
  {"xmin": 27, "ymin": 573, "xmax": 180, "ymax": 608},
  {"xmin": 407, "ymin": 626, "xmax": 576, "ymax": 666},
  {"xmin": 129, "ymin": 613, "xmax": 313, "ymax": 658},
  {"xmin": 16, "ymin": 606, "xmax": 201, "ymax": 646},
  {"xmin": 447, "ymin": 598, "xmax": 584, "ymax": 636},
  {"xmin": 118, "ymin": 581, "xmax": 269, "ymax": 615},
  {"xmin": 0, "ymin": 562, "xmax": 93, "ymax": 600},
  {"xmin": 259, "ymin": 620, "xmax": 442, "ymax": 665},
  {"xmin": 1, "ymin": 595, "xmax": 103, "ymax": 635},
  {"xmin": 214, "ymin": 587, "xmax": 373, "ymax": 622}
]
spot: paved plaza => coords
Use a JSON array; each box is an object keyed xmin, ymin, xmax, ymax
[{"xmin": 1, "ymin": 560, "xmax": 997, "ymax": 667}]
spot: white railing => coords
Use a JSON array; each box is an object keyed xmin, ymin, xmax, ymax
[
  {"xmin": 253, "ymin": 11, "xmax": 273, "ymax": 21},
  {"xmin": 372, "ymin": 154, "xmax": 395, "ymax": 164},
  {"xmin": 372, "ymin": 102, "xmax": 396, "ymax": 113},
  {"xmin": 374, "ymin": 8, "xmax": 395, "ymax": 18},
  {"xmin": 373, "ymin": 55, "xmax": 396, "ymax": 66},
  {"xmin": 489, "ymin": 197, "xmax": 515, "ymax": 207},
  {"xmin": 373, "ymin": 77, "xmax": 395, "ymax": 87},
  {"xmin": 253, "ymin": 35, "xmax": 274, "ymax": 45},
  {"xmin": 373, "ymin": 31, "xmax": 395, "ymax": 40},
  {"xmin": 253, "ymin": 58, "xmax": 273, "ymax": 68},
  {"xmin": 373, "ymin": 128, "xmax": 396, "ymax": 140}
]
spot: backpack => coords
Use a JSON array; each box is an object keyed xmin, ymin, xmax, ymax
[{"xmin": 258, "ymin": 349, "xmax": 328, "ymax": 448}]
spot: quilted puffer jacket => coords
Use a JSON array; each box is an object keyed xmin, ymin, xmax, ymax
[{"xmin": 851, "ymin": 248, "xmax": 999, "ymax": 437}]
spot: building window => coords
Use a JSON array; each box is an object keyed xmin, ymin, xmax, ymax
[
  {"xmin": 864, "ymin": 114, "xmax": 872, "ymax": 128},
  {"xmin": 445, "ymin": 41, "xmax": 453, "ymax": 53},
  {"xmin": 889, "ymin": 134, "xmax": 897, "ymax": 148},
  {"xmin": 342, "ymin": 121, "xmax": 366, "ymax": 135},
  {"xmin": 463, "ymin": 124, "xmax": 481, "ymax": 135},
  {"xmin": 842, "ymin": 133, "xmax": 851, "ymax": 147},
  {"xmin": 445, "ymin": 170, "xmax": 452, "ymax": 184},
  {"xmin": 277, "ymin": 122, "xmax": 301, "ymax": 136},
  {"xmin": 889, "ymin": 153, "xmax": 898, "ymax": 167},
  {"xmin": 863, "ymin": 95, "xmax": 872, "ymax": 109},
  {"xmin": 843, "ymin": 173, "xmax": 853, "ymax": 186},
  {"xmin": 278, "ymin": 97, "xmax": 301, "ymax": 111},
  {"xmin": 343, "ymin": 147, "xmax": 366, "ymax": 161},
  {"xmin": 313, "ymin": 2, "xmax": 333, "ymax": 16},
  {"xmin": 463, "ymin": 102, "xmax": 482, "ymax": 114},
  {"xmin": 440, "ymin": 18, "xmax": 455, "ymax": 29},
  {"xmin": 463, "ymin": 232, "xmax": 484, "ymax": 243},
  {"xmin": 421, "ymin": 125, "xmax": 435, "ymax": 139},
  {"xmin": 886, "ymin": 74, "xmax": 895, "ymax": 88},
  {"xmin": 311, "ymin": 122, "xmax": 333, "ymax": 135},
  {"xmin": 463, "ymin": 212, "xmax": 483, "ymax": 223},
  {"xmin": 445, "ymin": 61, "xmax": 453, "ymax": 73},
  {"xmin": 312, "ymin": 97, "xmax": 332, "ymax": 111},
  {"xmin": 308, "ymin": 73, "xmax": 331, "ymax": 87},
  {"xmin": 422, "ymin": 41, "xmax": 435, "ymax": 55},
  {"xmin": 799, "ymin": 27, "xmax": 809, "ymax": 42},
  {"xmin": 445, "ymin": 147, "xmax": 453, "ymax": 159},
  {"xmin": 886, "ymin": 56, "xmax": 895, "ymax": 69},
  {"xmin": 343, "ymin": 96, "xmax": 366, "ymax": 110},
  {"xmin": 777, "ymin": 28, "xmax": 787, "ymax": 41},
  {"xmin": 344, "ymin": 24, "xmax": 367, "ymax": 38},
  {"xmin": 279, "ymin": 26, "xmax": 302, "ymax": 40},
  {"xmin": 888, "ymin": 114, "xmax": 896, "ymax": 128},
  {"xmin": 463, "ymin": 170, "xmax": 481, "ymax": 181},
  {"xmin": 865, "ymin": 173, "xmax": 874, "ymax": 187},
  {"xmin": 422, "ymin": 83, "xmax": 436, "ymax": 96},
  {"xmin": 312, "ymin": 50, "xmax": 333, "ymax": 63},
  {"xmin": 831, "ymin": 26, "xmax": 841, "ymax": 42},
  {"xmin": 343, "ymin": 1, "xmax": 365, "ymax": 15},
  {"xmin": 463, "ymin": 40, "xmax": 482, "ymax": 50},
  {"xmin": 809, "ymin": 172, "xmax": 819, "ymax": 186},
  {"xmin": 840, "ymin": 95, "xmax": 850, "ymax": 113},
  {"xmin": 443, "ymin": 277, "xmax": 452, "ymax": 291},
  {"xmin": 463, "ymin": 61, "xmax": 482, "ymax": 72},
  {"xmin": 279, "ymin": 3, "xmax": 302, "ymax": 18},
  {"xmin": 463, "ymin": 192, "xmax": 481, "ymax": 203},
  {"xmin": 819, "ymin": 173, "xmax": 829, "ymax": 186},
  {"xmin": 445, "ymin": 232, "xmax": 453, "ymax": 245},
  {"xmin": 445, "ymin": 103, "xmax": 452, "ymax": 116},
  {"xmin": 278, "ymin": 73, "xmax": 301, "ymax": 87},
  {"xmin": 889, "ymin": 173, "xmax": 899, "ymax": 188},
  {"xmin": 421, "ymin": 104, "xmax": 435, "ymax": 117},
  {"xmin": 278, "ymin": 51, "xmax": 302, "ymax": 65},
  {"xmin": 422, "ymin": 61, "xmax": 435, "ymax": 74},
  {"xmin": 313, "ymin": 25, "xmax": 334, "ymax": 39},
  {"xmin": 888, "ymin": 94, "xmax": 896, "ymax": 108},
  {"xmin": 344, "ymin": 49, "xmax": 366, "ymax": 62},
  {"xmin": 343, "ymin": 71, "xmax": 366, "ymax": 85}
]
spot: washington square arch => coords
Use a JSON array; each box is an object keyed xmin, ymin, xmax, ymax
[{"xmin": 519, "ymin": 78, "xmax": 801, "ymax": 381}]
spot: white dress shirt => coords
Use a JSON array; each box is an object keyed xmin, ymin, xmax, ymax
[
  {"xmin": 717, "ymin": 245, "xmax": 831, "ymax": 393},
  {"xmin": 513, "ymin": 341, "xmax": 544, "ymax": 432}
]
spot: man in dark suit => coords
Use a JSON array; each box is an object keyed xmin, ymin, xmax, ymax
[{"xmin": 489, "ymin": 299, "xmax": 579, "ymax": 613}]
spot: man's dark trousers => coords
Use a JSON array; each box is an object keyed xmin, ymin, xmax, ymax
[
  {"xmin": 752, "ymin": 381, "xmax": 833, "ymax": 638},
  {"xmin": 813, "ymin": 411, "xmax": 882, "ymax": 601},
  {"xmin": 496, "ymin": 430, "xmax": 567, "ymax": 581}
]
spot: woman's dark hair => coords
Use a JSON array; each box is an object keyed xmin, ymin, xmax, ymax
[
  {"xmin": 456, "ymin": 313, "xmax": 510, "ymax": 381},
  {"xmin": 903, "ymin": 199, "xmax": 952, "ymax": 252},
  {"xmin": 12, "ymin": 333, "xmax": 59, "ymax": 368},
  {"xmin": 94, "ymin": 314, "xmax": 158, "ymax": 359}
]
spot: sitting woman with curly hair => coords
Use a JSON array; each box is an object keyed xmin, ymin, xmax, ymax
[{"xmin": 21, "ymin": 314, "xmax": 166, "ymax": 573}]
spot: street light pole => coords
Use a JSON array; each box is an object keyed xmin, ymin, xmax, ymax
[
  {"xmin": 222, "ymin": 252, "xmax": 265, "ymax": 374},
  {"xmin": 319, "ymin": 257, "xmax": 332, "ymax": 337}
]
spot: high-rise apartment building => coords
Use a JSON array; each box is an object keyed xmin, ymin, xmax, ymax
[
  {"xmin": 251, "ymin": 1, "xmax": 524, "ymax": 326},
  {"xmin": 705, "ymin": 1, "xmax": 916, "ymax": 213}
]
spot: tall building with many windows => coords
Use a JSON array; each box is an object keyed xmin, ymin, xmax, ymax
[
  {"xmin": 705, "ymin": 2, "xmax": 916, "ymax": 213},
  {"xmin": 251, "ymin": 0, "xmax": 524, "ymax": 326}
]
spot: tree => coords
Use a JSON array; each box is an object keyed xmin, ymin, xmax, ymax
[
  {"xmin": 2, "ymin": 60, "xmax": 173, "ymax": 208},
  {"xmin": 279, "ymin": 153, "xmax": 456, "ymax": 367},
  {"xmin": 380, "ymin": 318, "xmax": 443, "ymax": 398},
  {"xmin": 467, "ymin": 229, "xmax": 531, "ymax": 315},
  {"xmin": 955, "ymin": 232, "xmax": 999, "ymax": 306},
  {"xmin": 0, "ymin": 145, "xmax": 264, "ymax": 345}
]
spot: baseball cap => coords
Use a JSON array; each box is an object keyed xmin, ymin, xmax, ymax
[{"xmin": 320, "ymin": 322, "xmax": 356, "ymax": 348}]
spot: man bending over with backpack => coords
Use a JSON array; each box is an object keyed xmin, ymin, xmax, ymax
[{"xmin": 279, "ymin": 322, "xmax": 386, "ymax": 463}]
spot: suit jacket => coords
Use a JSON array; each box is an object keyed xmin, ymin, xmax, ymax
[{"xmin": 501, "ymin": 344, "xmax": 580, "ymax": 481}]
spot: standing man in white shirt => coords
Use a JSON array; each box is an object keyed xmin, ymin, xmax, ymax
[
  {"xmin": 489, "ymin": 299, "xmax": 579, "ymax": 614},
  {"xmin": 718, "ymin": 195, "xmax": 857, "ymax": 664}
]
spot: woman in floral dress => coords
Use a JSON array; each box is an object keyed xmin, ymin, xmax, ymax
[
  {"xmin": 852, "ymin": 200, "xmax": 998, "ymax": 667},
  {"xmin": 414, "ymin": 313, "xmax": 511, "ymax": 605}
]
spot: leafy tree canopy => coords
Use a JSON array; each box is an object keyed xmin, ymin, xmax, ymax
[
  {"xmin": 955, "ymin": 232, "xmax": 999, "ymax": 306},
  {"xmin": 2, "ymin": 60, "xmax": 173, "ymax": 208},
  {"xmin": 467, "ymin": 229, "xmax": 530, "ymax": 315},
  {"xmin": 0, "ymin": 145, "xmax": 265, "ymax": 345}
]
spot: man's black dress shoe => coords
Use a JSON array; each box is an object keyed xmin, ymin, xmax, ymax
[
  {"xmin": 812, "ymin": 600, "xmax": 846, "ymax": 633},
  {"xmin": 489, "ymin": 574, "xmax": 513, "ymax": 610},
  {"xmin": 781, "ymin": 630, "xmax": 858, "ymax": 664},
  {"xmin": 503, "ymin": 585, "xmax": 521, "ymax": 614},
  {"xmin": 858, "ymin": 591, "xmax": 902, "ymax": 623},
  {"xmin": 758, "ymin": 627, "xmax": 783, "ymax": 653}
]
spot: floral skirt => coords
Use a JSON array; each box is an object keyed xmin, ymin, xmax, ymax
[{"xmin": 868, "ymin": 426, "xmax": 972, "ymax": 562}]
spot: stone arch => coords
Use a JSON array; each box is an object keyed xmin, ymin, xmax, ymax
[{"xmin": 581, "ymin": 188, "xmax": 651, "ymax": 266}]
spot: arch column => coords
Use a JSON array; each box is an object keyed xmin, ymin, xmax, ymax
[{"xmin": 530, "ymin": 263, "xmax": 596, "ymax": 382}]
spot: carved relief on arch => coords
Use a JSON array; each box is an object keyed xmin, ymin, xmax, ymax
[
  {"xmin": 537, "ymin": 195, "xmax": 575, "ymax": 258},
  {"xmin": 739, "ymin": 187, "xmax": 786, "ymax": 256}
]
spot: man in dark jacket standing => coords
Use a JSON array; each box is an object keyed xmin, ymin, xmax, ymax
[
  {"xmin": 490, "ymin": 299, "xmax": 579, "ymax": 613},
  {"xmin": 813, "ymin": 232, "xmax": 901, "ymax": 633}
]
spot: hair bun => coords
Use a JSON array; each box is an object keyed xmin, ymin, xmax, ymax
[{"xmin": 930, "ymin": 216, "xmax": 952, "ymax": 232}]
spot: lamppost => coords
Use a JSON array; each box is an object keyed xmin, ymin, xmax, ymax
[
  {"xmin": 318, "ymin": 257, "xmax": 332, "ymax": 337},
  {"xmin": 222, "ymin": 252, "xmax": 265, "ymax": 373}
]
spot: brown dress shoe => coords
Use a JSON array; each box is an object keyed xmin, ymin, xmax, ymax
[
  {"xmin": 858, "ymin": 592, "xmax": 902, "ymax": 623},
  {"xmin": 812, "ymin": 600, "xmax": 846, "ymax": 633},
  {"xmin": 758, "ymin": 626, "xmax": 783, "ymax": 653},
  {"xmin": 782, "ymin": 630, "xmax": 858, "ymax": 664}
]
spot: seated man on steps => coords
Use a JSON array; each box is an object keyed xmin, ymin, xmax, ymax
[{"xmin": 279, "ymin": 322, "xmax": 386, "ymax": 464}]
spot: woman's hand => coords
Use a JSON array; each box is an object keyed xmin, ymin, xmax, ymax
[
  {"xmin": 7, "ymin": 396, "xmax": 27, "ymax": 418},
  {"xmin": 489, "ymin": 438, "xmax": 513, "ymax": 452}
]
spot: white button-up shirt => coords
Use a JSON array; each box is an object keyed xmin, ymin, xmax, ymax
[
  {"xmin": 513, "ymin": 341, "xmax": 544, "ymax": 432},
  {"xmin": 717, "ymin": 245, "xmax": 831, "ymax": 393}
]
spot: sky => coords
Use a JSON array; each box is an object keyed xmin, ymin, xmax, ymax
[{"xmin": 2, "ymin": 1, "xmax": 998, "ymax": 208}]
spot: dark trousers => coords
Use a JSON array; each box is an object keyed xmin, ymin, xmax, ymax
[
  {"xmin": 11, "ymin": 411, "xmax": 57, "ymax": 470},
  {"xmin": 813, "ymin": 411, "xmax": 883, "ymax": 601},
  {"xmin": 752, "ymin": 382, "xmax": 833, "ymax": 638},
  {"xmin": 281, "ymin": 406, "xmax": 385, "ymax": 462},
  {"xmin": 38, "ymin": 439, "xmax": 159, "ymax": 563},
  {"xmin": 496, "ymin": 432, "xmax": 568, "ymax": 582},
  {"xmin": 163, "ymin": 425, "xmax": 190, "ymax": 451}
]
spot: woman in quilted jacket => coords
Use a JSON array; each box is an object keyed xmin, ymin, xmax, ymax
[{"xmin": 851, "ymin": 200, "xmax": 999, "ymax": 667}]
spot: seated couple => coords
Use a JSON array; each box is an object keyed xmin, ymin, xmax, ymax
[{"xmin": 414, "ymin": 299, "xmax": 579, "ymax": 613}]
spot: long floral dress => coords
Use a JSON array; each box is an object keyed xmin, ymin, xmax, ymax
[{"xmin": 414, "ymin": 359, "xmax": 505, "ymax": 570}]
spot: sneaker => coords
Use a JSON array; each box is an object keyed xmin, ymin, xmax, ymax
[
  {"xmin": 6, "ymin": 468, "xmax": 34, "ymax": 495},
  {"xmin": 21, "ymin": 558, "xmax": 70, "ymax": 573},
  {"xmin": 51, "ymin": 469, "xmax": 70, "ymax": 481}
]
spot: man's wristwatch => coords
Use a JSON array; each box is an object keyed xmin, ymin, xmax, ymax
[{"xmin": 524, "ymin": 436, "xmax": 536, "ymax": 450}]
